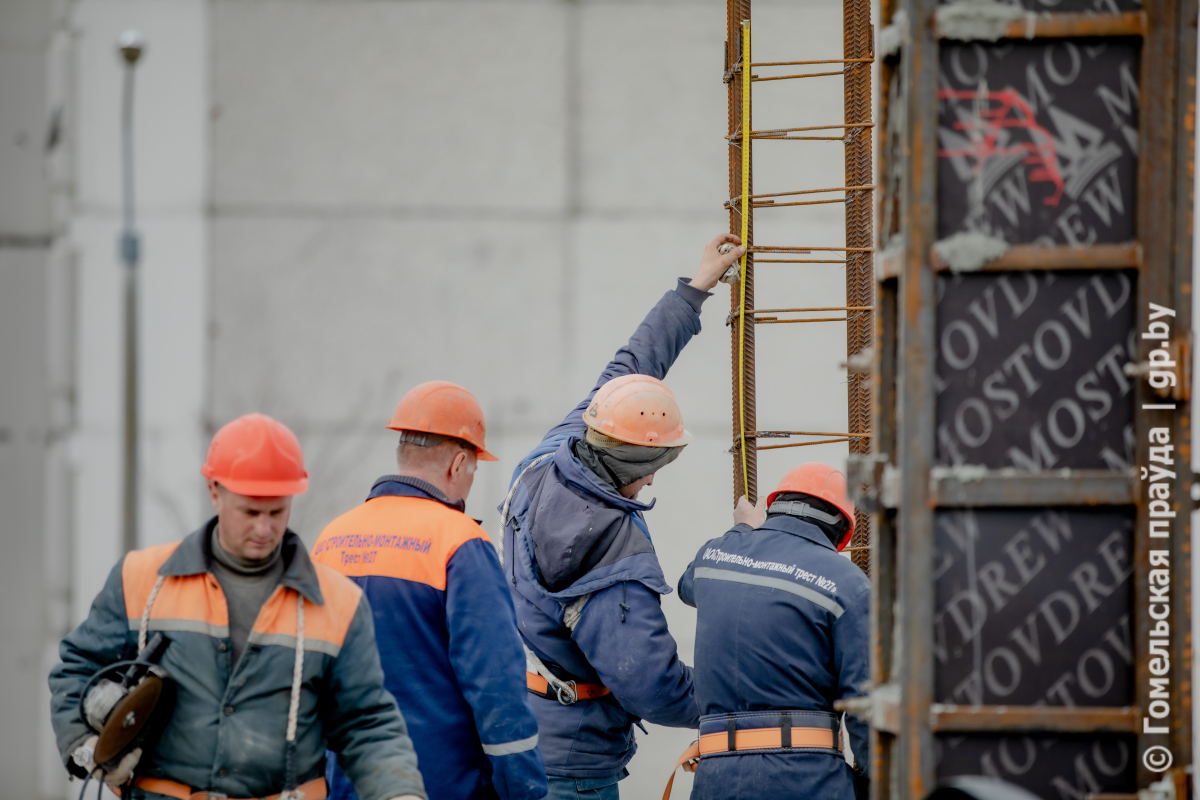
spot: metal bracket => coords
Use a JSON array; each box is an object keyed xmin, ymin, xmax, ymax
[
  {"xmin": 847, "ymin": 454, "xmax": 897, "ymax": 512},
  {"xmin": 835, "ymin": 683, "xmax": 899, "ymax": 734}
]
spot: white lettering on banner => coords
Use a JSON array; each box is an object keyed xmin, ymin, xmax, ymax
[{"xmin": 701, "ymin": 547, "xmax": 838, "ymax": 594}]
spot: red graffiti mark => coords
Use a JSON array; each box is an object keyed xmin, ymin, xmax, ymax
[{"xmin": 938, "ymin": 88, "xmax": 1064, "ymax": 208}]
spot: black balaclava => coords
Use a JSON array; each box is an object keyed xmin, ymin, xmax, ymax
[
  {"xmin": 767, "ymin": 491, "xmax": 851, "ymax": 549},
  {"xmin": 573, "ymin": 428, "xmax": 684, "ymax": 490}
]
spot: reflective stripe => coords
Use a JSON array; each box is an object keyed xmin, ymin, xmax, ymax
[
  {"xmin": 481, "ymin": 733, "xmax": 538, "ymax": 757},
  {"xmin": 247, "ymin": 631, "xmax": 342, "ymax": 658},
  {"xmin": 129, "ymin": 618, "xmax": 230, "ymax": 638},
  {"xmin": 692, "ymin": 567, "xmax": 845, "ymax": 618}
]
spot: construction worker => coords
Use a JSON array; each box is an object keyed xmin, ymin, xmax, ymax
[
  {"xmin": 49, "ymin": 413, "xmax": 426, "ymax": 800},
  {"xmin": 500, "ymin": 233, "xmax": 745, "ymax": 800},
  {"xmin": 672, "ymin": 463, "xmax": 870, "ymax": 800},
  {"xmin": 312, "ymin": 382, "xmax": 547, "ymax": 800}
]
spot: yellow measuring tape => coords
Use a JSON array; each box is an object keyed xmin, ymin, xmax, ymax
[{"xmin": 737, "ymin": 19, "xmax": 751, "ymax": 498}]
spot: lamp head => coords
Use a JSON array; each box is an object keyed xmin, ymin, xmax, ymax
[{"xmin": 117, "ymin": 30, "xmax": 144, "ymax": 65}]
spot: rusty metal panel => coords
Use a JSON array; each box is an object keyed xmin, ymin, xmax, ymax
[
  {"xmin": 936, "ymin": 40, "xmax": 1140, "ymax": 244},
  {"xmin": 934, "ymin": 509, "xmax": 1134, "ymax": 707},
  {"xmin": 936, "ymin": 735, "xmax": 1137, "ymax": 797},
  {"xmin": 935, "ymin": 271, "xmax": 1136, "ymax": 470}
]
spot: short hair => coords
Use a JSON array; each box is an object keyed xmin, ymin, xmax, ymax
[{"xmin": 396, "ymin": 431, "xmax": 475, "ymax": 472}]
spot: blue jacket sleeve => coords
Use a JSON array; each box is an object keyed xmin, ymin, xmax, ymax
[
  {"xmin": 445, "ymin": 538, "xmax": 548, "ymax": 800},
  {"xmin": 539, "ymin": 279, "xmax": 710, "ymax": 446},
  {"xmin": 325, "ymin": 596, "xmax": 427, "ymax": 800},
  {"xmin": 570, "ymin": 580, "xmax": 699, "ymax": 728},
  {"xmin": 833, "ymin": 583, "xmax": 871, "ymax": 779},
  {"xmin": 48, "ymin": 558, "xmax": 135, "ymax": 772},
  {"xmin": 677, "ymin": 560, "xmax": 697, "ymax": 608}
]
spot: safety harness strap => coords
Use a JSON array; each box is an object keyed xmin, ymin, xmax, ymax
[
  {"xmin": 661, "ymin": 720, "xmax": 842, "ymax": 800},
  {"xmin": 526, "ymin": 670, "xmax": 611, "ymax": 703},
  {"xmin": 661, "ymin": 741, "xmax": 701, "ymax": 800},
  {"xmin": 133, "ymin": 776, "xmax": 327, "ymax": 800}
]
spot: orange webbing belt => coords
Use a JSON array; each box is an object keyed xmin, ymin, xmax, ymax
[
  {"xmin": 661, "ymin": 724, "xmax": 839, "ymax": 800},
  {"xmin": 526, "ymin": 670, "xmax": 611, "ymax": 701},
  {"xmin": 661, "ymin": 741, "xmax": 701, "ymax": 800},
  {"xmin": 134, "ymin": 775, "xmax": 327, "ymax": 800}
]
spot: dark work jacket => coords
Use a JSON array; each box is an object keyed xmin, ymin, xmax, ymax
[
  {"xmin": 501, "ymin": 280, "xmax": 707, "ymax": 778},
  {"xmin": 678, "ymin": 516, "xmax": 871, "ymax": 800},
  {"xmin": 316, "ymin": 476, "xmax": 546, "ymax": 800}
]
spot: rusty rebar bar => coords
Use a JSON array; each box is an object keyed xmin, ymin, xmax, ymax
[
  {"xmin": 758, "ymin": 437, "xmax": 852, "ymax": 450},
  {"xmin": 753, "ymin": 70, "xmax": 844, "ymax": 81},
  {"xmin": 752, "ymin": 58, "xmax": 874, "ymax": 66},
  {"xmin": 728, "ymin": 0, "xmax": 756, "ymax": 505},
  {"xmin": 755, "ymin": 430, "xmax": 872, "ymax": 438},
  {"xmin": 843, "ymin": 0, "xmax": 873, "ymax": 573}
]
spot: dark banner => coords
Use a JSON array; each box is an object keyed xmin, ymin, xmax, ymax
[
  {"xmin": 938, "ymin": 40, "xmax": 1139, "ymax": 243},
  {"xmin": 935, "ymin": 509, "xmax": 1134, "ymax": 707},
  {"xmin": 937, "ymin": 735, "xmax": 1137, "ymax": 799},
  {"xmin": 936, "ymin": 271, "xmax": 1135, "ymax": 470}
]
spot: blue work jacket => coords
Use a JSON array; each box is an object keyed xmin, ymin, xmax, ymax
[
  {"xmin": 314, "ymin": 476, "xmax": 547, "ymax": 800},
  {"xmin": 678, "ymin": 515, "xmax": 871, "ymax": 800},
  {"xmin": 49, "ymin": 522, "xmax": 425, "ymax": 800},
  {"xmin": 502, "ymin": 280, "xmax": 708, "ymax": 779}
]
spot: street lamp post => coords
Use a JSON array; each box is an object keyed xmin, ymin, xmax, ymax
[{"xmin": 118, "ymin": 30, "xmax": 144, "ymax": 554}]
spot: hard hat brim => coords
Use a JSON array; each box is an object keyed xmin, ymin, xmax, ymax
[
  {"xmin": 583, "ymin": 417, "xmax": 695, "ymax": 448},
  {"xmin": 206, "ymin": 475, "xmax": 309, "ymax": 497}
]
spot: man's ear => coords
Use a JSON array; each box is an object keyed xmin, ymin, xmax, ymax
[
  {"xmin": 449, "ymin": 449, "xmax": 469, "ymax": 479},
  {"xmin": 207, "ymin": 479, "xmax": 221, "ymax": 510}
]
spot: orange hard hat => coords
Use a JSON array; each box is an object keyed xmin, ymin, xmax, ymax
[
  {"xmin": 386, "ymin": 381, "xmax": 497, "ymax": 461},
  {"xmin": 201, "ymin": 413, "xmax": 309, "ymax": 496},
  {"xmin": 582, "ymin": 374, "xmax": 694, "ymax": 447},
  {"xmin": 767, "ymin": 462, "xmax": 857, "ymax": 546}
]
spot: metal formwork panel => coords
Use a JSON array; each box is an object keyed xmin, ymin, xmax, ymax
[{"xmin": 867, "ymin": 0, "xmax": 1196, "ymax": 798}]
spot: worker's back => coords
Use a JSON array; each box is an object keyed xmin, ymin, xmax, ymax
[
  {"xmin": 312, "ymin": 480, "xmax": 544, "ymax": 800},
  {"xmin": 678, "ymin": 514, "xmax": 870, "ymax": 800}
]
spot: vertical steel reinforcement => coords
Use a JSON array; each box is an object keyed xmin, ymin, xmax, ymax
[
  {"xmin": 728, "ymin": 0, "xmax": 757, "ymax": 505},
  {"xmin": 843, "ymin": 0, "xmax": 874, "ymax": 572}
]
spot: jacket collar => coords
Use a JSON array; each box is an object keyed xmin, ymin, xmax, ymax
[
  {"xmin": 368, "ymin": 474, "xmax": 468, "ymax": 514},
  {"xmin": 758, "ymin": 514, "xmax": 838, "ymax": 552},
  {"xmin": 552, "ymin": 437, "xmax": 656, "ymax": 513},
  {"xmin": 160, "ymin": 518, "xmax": 326, "ymax": 605}
]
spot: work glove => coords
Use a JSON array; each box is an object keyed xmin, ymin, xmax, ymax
[
  {"xmin": 733, "ymin": 494, "xmax": 768, "ymax": 528},
  {"xmin": 72, "ymin": 735, "xmax": 142, "ymax": 788}
]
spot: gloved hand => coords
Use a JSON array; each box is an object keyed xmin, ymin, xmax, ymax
[
  {"xmin": 71, "ymin": 734, "xmax": 142, "ymax": 787},
  {"xmin": 690, "ymin": 233, "xmax": 745, "ymax": 291},
  {"xmin": 733, "ymin": 494, "xmax": 768, "ymax": 529}
]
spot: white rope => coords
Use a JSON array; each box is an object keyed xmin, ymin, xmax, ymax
[
  {"xmin": 138, "ymin": 575, "xmax": 166, "ymax": 653},
  {"xmin": 286, "ymin": 592, "xmax": 305, "ymax": 744},
  {"xmin": 497, "ymin": 452, "xmax": 553, "ymax": 563}
]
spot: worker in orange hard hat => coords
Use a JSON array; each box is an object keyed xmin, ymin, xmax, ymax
[
  {"xmin": 500, "ymin": 233, "xmax": 745, "ymax": 799},
  {"xmin": 670, "ymin": 463, "xmax": 870, "ymax": 800},
  {"xmin": 313, "ymin": 382, "xmax": 547, "ymax": 800},
  {"xmin": 50, "ymin": 413, "xmax": 427, "ymax": 800}
]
